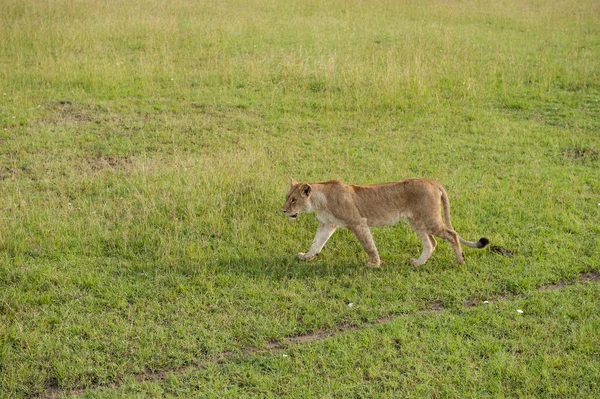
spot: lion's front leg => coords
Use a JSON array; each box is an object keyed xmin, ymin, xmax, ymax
[
  {"xmin": 299, "ymin": 222, "xmax": 337, "ymax": 261},
  {"xmin": 348, "ymin": 221, "xmax": 381, "ymax": 267}
]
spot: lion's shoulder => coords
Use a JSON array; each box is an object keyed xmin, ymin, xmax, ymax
[{"xmin": 317, "ymin": 179, "xmax": 345, "ymax": 186}]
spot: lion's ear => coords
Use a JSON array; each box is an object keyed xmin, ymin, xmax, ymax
[
  {"xmin": 290, "ymin": 178, "xmax": 298, "ymax": 188},
  {"xmin": 300, "ymin": 183, "xmax": 312, "ymax": 197}
]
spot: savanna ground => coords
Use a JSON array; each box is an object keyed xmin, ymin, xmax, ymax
[{"xmin": 1, "ymin": 0, "xmax": 599, "ymax": 397}]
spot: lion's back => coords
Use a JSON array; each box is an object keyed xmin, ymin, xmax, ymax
[{"xmin": 348, "ymin": 179, "xmax": 441, "ymax": 226}]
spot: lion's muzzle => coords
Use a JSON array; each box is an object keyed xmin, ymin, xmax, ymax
[{"xmin": 283, "ymin": 211, "xmax": 298, "ymax": 220}]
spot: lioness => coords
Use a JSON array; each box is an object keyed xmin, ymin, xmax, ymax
[{"xmin": 282, "ymin": 178, "xmax": 489, "ymax": 267}]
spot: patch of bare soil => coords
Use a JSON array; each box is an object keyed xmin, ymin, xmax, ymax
[
  {"xmin": 86, "ymin": 155, "xmax": 133, "ymax": 172},
  {"xmin": 561, "ymin": 147, "xmax": 599, "ymax": 160},
  {"xmin": 489, "ymin": 245, "xmax": 514, "ymax": 257},
  {"xmin": 0, "ymin": 165, "xmax": 33, "ymax": 181},
  {"xmin": 42, "ymin": 101, "xmax": 96, "ymax": 125},
  {"xmin": 427, "ymin": 299, "xmax": 444, "ymax": 311},
  {"xmin": 538, "ymin": 271, "xmax": 599, "ymax": 291},
  {"xmin": 580, "ymin": 271, "xmax": 600, "ymax": 282}
]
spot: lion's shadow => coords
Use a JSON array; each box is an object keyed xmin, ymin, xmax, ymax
[{"xmin": 204, "ymin": 254, "xmax": 376, "ymax": 281}]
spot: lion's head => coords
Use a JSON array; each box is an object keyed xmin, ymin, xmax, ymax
[{"xmin": 282, "ymin": 179, "xmax": 313, "ymax": 220}]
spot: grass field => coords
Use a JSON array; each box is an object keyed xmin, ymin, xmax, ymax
[{"xmin": 1, "ymin": 0, "xmax": 599, "ymax": 397}]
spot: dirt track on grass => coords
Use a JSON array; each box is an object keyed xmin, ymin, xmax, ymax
[{"xmin": 40, "ymin": 270, "xmax": 599, "ymax": 399}]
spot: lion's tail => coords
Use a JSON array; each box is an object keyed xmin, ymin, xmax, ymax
[
  {"xmin": 439, "ymin": 185, "xmax": 490, "ymax": 249},
  {"xmin": 459, "ymin": 237, "xmax": 490, "ymax": 249},
  {"xmin": 439, "ymin": 185, "xmax": 453, "ymax": 230}
]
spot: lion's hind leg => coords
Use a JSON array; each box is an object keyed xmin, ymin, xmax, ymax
[
  {"xmin": 408, "ymin": 219, "xmax": 438, "ymax": 266},
  {"xmin": 411, "ymin": 231, "xmax": 437, "ymax": 266},
  {"xmin": 435, "ymin": 227, "xmax": 464, "ymax": 264}
]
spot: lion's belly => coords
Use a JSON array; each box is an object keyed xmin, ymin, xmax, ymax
[
  {"xmin": 367, "ymin": 213, "xmax": 407, "ymax": 227},
  {"xmin": 315, "ymin": 209, "xmax": 408, "ymax": 228},
  {"xmin": 316, "ymin": 212, "xmax": 347, "ymax": 228}
]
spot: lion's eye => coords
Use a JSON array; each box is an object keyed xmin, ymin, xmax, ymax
[{"xmin": 291, "ymin": 199, "xmax": 296, "ymax": 204}]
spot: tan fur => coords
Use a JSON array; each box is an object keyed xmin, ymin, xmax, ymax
[{"xmin": 282, "ymin": 178, "xmax": 489, "ymax": 267}]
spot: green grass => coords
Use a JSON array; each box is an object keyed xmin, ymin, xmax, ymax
[
  {"xmin": 1, "ymin": 0, "xmax": 599, "ymax": 397},
  {"xmin": 74, "ymin": 283, "xmax": 600, "ymax": 398}
]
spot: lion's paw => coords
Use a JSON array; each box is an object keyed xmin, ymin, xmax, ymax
[
  {"xmin": 298, "ymin": 252, "xmax": 315, "ymax": 261},
  {"xmin": 410, "ymin": 258, "xmax": 425, "ymax": 266}
]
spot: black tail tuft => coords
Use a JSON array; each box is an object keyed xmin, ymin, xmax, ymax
[{"xmin": 478, "ymin": 238, "xmax": 490, "ymax": 248}]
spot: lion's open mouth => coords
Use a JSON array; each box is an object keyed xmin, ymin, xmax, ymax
[{"xmin": 289, "ymin": 213, "xmax": 298, "ymax": 219}]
